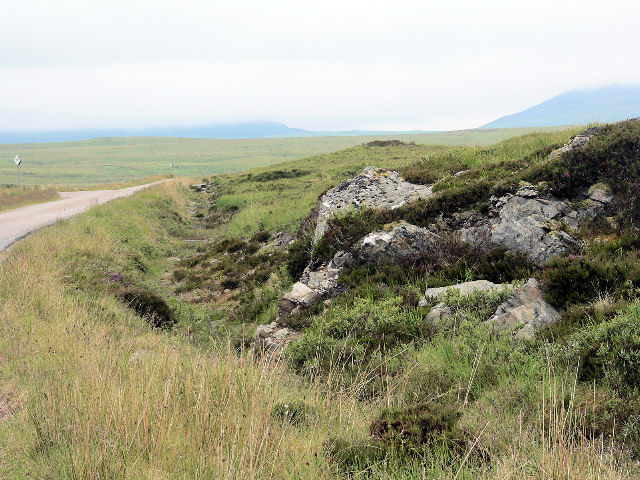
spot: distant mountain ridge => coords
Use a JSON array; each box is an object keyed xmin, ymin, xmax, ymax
[
  {"xmin": 482, "ymin": 85, "xmax": 640, "ymax": 129},
  {"xmin": 0, "ymin": 121, "xmax": 433, "ymax": 144}
]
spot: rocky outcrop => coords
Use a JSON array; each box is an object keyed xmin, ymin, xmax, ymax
[
  {"xmin": 484, "ymin": 278, "xmax": 560, "ymax": 340},
  {"xmin": 487, "ymin": 184, "xmax": 580, "ymax": 265},
  {"xmin": 588, "ymin": 183, "xmax": 614, "ymax": 205},
  {"xmin": 252, "ymin": 322, "xmax": 301, "ymax": 354},
  {"xmin": 420, "ymin": 280, "xmax": 509, "ymax": 326},
  {"xmin": 278, "ymin": 282, "xmax": 322, "ymax": 319},
  {"xmin": 277, "ymin": 250, "xmax": 354, "ymax": 322},
  {"xmin": 358, "ymin": 222, "xmax": 440, "ymax": 265},
  {"xmin": 419, "ymin": 278, "xmax": 560, "ymax": 339},
  {"xmin": 314, "ymin": 166, "xmax": 433, "ymax": 244},
  {"xmin": 548, "ymin": 127, "xmax": 600, "ymax": 159},
  {"xmin": 473, "ymin": 180, "xmax": 615, "ymax": 266}
]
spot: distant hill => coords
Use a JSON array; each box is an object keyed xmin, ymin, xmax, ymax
[
  {"xmin": 0, "ymin": 122, "xmax": 307, "ymax": 144},
  {"xmin": 0, "ymin": 121, "xmax": 434, "ymax": 144},
  {"xmin": 481, "ymin": 85, "xmax": 640, "ymax": 128}
]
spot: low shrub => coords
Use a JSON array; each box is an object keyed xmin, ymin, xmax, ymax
[
  {"xmin": 242, "ymin": 169, "xmax": 310, "ymax": 182},
  {"xmin": 541, "ymin": 252, "xmax": 640, "ymax": 308},
  {"xmin": 117, "ymin": 285, "xmax": 175, "ymax": 329},
  {"xmin": 250, "ymin": 230, "xmax": 271, "ymax": 243},
  {"xmin": 324, "ymin": 437, "xmax": 386, "ymax": 474},
  {"xmin": 286, "ymin": 296, "xmax": 425, "ymax": 377},
  {"xmin": 366, "ymin": 139, "xmax": 406, "ymax": 147},
  {"xmin": 213, "ymin": 238, "xmax": 246, "ymax": 253},
  {"xmin": 569, "ymin": 305, "xmax": 640, "ymax": 390},
  {"xmin": 370, "ymin": 403, "xmax": 466, "ymax": 455},
  {"xmin": 286, "ymin": 233, "xmax": 313, "ymax": 279},
  {"xmin": 540, "ymin": 298, "xmax": 627, "ymax": 340},
  {"xmin": 314, "ymin": 208, "xmax": 378, "ymax": 261}
]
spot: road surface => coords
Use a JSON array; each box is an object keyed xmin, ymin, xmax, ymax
[{"xmin": 0, "ymin": 180, "xmax": 169, "ymax": 253}]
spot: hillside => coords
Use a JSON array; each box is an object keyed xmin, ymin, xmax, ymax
[
  {"xmin": 482, "ymin": 85, "xmax": 640, "ymax": 128},
  {"xmin": 3, "ymin": 123, "xmax": 640, "ymax": 478},
  {"xmin": 0, "ymin": 126, "xmax": 564, "ymax": 185}
]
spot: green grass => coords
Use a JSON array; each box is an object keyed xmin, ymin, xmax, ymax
[
  {"xmin": 3, "ymin": 126, "xmax": 639, "ymax": 478},
  {"xmin": 0, "ymin": 185, "xmax": 59, "ymax": 212},
  {"xmin": 0, "ymin": 127, "xmax": 567, "ymax": 186},
  {"xmin": 1, "ymin": 179, "xmax": 634, "ymax": 479}
]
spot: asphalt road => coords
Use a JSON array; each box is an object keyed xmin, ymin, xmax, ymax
[{"xmin": 0, "ymin": 180, "xmax": 168, "ymax": 253}]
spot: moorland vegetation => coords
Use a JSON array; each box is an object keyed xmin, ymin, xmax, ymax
[{"xmin": 2, "ymin": 122, "xmax": 640, "ymax": 478}]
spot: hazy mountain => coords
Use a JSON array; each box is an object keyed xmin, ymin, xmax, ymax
[
  {"xmin": 481, "ymin": 85, "xmax": 640, "ymax": 129},
  {"xmin": 0, "ymin": 122, "xmax": 433, "ymax": 144}
]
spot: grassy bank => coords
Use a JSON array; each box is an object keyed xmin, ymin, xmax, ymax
[
  {"xmin": 0, "ymin": 181, "xmax": 367, "ymax": 478},
  {"xmin": 1, "ymin": 128, "xmax": 637, "ymax": 478},
  {"xmin": 0, "ymin": 185, "xmax": 59, "ymax": 212}
]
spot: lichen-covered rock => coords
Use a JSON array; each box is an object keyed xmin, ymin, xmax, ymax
[
  {"xmin": 314, "ymin": 166, "xmax": 433, "ymax": 244},
  {"xmin": 277, "ymin": 282, "xmax": 321, "ymax": 319},
  {"xmin": 484, "ymin": 278, "xmax": 560, "ymax": 340},
  {"xmin": 358, "ymin": 221, "xmax": 440, "ymax": 265}
]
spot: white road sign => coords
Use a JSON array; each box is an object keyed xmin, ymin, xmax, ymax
[{"xmin": 13, "ymin": 155, "xmax": 21, "ymax": 166}]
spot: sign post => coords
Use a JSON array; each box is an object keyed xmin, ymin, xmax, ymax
[{"xmin": 13, "ymin": 155, "xmax": 22, "ymax": 188}]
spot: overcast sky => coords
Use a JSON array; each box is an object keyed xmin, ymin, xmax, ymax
[{"xmin": 2, "ymin": 0, "xmax": 639, "ymax": 131}]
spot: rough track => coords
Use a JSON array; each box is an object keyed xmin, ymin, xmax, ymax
[{"xmin": 0, "ymin": 180, "xmax": 169, "ymax": 253}]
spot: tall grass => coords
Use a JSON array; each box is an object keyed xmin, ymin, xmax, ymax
[
  {"xmin": 1, "ymin": 135, "xmax": 636, "ymax": 478},
  {"xmin": 0, "ymin": 183, "xmax": 370, "ymax": 478}
]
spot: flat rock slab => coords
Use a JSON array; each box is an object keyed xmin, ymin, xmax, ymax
[
  {"xmin": 314, "ymin": 166, "xmax": 433, "ymax": 244},
  {"xmin": 422, "ymin": 279, "xmax": 503, "ymax": 302}
]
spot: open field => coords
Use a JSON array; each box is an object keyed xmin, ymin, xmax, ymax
[{"xmin": 0, "ymin": 127, "xmax": 567, "ymax": 186}]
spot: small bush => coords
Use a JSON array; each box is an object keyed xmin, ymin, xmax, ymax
[
  {"xmin": 314, "ymin": 209, "xmax": 378, "ymax": 261},
  {"xmin": 250, "ymin": 230, "xmax": 271, "ymax": 243},
  {"xmin": 286, "ymin": 296, "xmax": 425, "ymax": 376},
  {"xmin": 286, "ymin": 233, "xmax": 313, "ymax": 279},
  {"xmin": 220, "ymin": 277, "xmax": 240, "ymax": 290},
  {"xmin": 370, "ymin": 403, "xmax": 466, "ymax": 455},
  {"xmin": 324, "ymin": 437, "xmax": 385, "ymax": 474},
  {"xmin": 117, "ymin": 286, "xmax": 175, "ymax": 329},
  {"xmin": 542, "ymin": 255, "xmax": 629, "ymax": 308},
  {"xmin": 213, "ymin": 238, "xmax": 246, "ymax": 253},
  {"xmin": 540, "ymin": 298, "xmax": 627, "ymax": 340},
  {"xmin": 570, "ymin": 305, "xmax": 640, "ymax": 389},
  {"xmin": 172, "ymin": 268, "xmax": 189, "ymax": 282}
]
